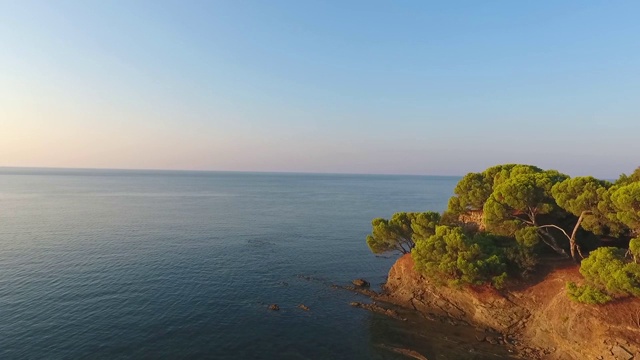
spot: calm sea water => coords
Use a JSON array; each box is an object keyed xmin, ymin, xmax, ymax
[{"xmin": 0, "ymin": 169, "xmax": 517, "ymax": 359}]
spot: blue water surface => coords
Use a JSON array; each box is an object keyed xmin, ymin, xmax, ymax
[{"xmin": 0, "ymin": 169, "xmax": 516, "ymax": 359}]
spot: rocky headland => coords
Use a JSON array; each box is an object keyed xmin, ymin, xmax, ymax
[{"xmin": 373, "ymin": 254, "xmax": 640, "ymax": 360}]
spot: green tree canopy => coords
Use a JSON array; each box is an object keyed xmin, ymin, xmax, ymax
[
  {"xmin": 491, "ymin": 164, "xmax": 544, "ymax": 189},
  {"xmin": 616, "ymin": 166, "xmax": 640, "ymax": 186},
  {"xmin": 593, "ymin": 185, "xmax": 630, "ymax": 237},
  {"xmin": 448, "ymin": 172, "xmax": 491, "ymax": 213},
  {"xmin": 552, "ymin": 177, "xmax": 608, "ymax": 222},
  {"xmin": 484, "ymin": 171, "xmax": 570, "ymax": 255},
  {"xmin": 610, "ymin": 182, "xmax": 640, "ymax": 234},
  {"xmin": 411, "ymin": 211, "xmax": 441, "ymax": 241},
  {"xmin": 484, "ymin": 171, "xmax": 568, "ymax": 226},
  {"xmin": 411, "ymin": 225, "xmax": 508, "ymax": 287},
  {"xmin": 551, "ymin": 176, "xmax": 612, "ymax": 259},
  {"xmin": 366, "ymin": 211, "xmax": 441, "ymax": 254},
  {"xmin": 578, "ymin": 247, "xmax": 640, "ymax": 299},
  {"xmin": 629, "ymin": 237, "xmax": 640, "ymax": 264},
  {"xmin": 447, "ymin": 164, "xmax": 544, "ymax": 215}
]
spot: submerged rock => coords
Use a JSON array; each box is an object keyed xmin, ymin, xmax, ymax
[
  {"xmin": 352, "ymin": 278, "xmax": 370, "ymax": 288},
  {"xmin": 298, "ymin": 304, "xmax": 310, "ymax": 311},
  {"xmin": 268, "ymin": 304, "xmax": 280, "ymax": 311},
  {"xmin": 349, "ymin": 301, "xmax": 406, "ymax": 321},
  {"xmin": 337, "ymin": 283, "xmax": 378, "ymax": 297}
]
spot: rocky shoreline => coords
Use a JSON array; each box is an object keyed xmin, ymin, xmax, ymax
[
  {"xmin": 349, "ymin": 254, "xmax": 640, "ymax": 360},
  {"xmin": 343, "ymin": 280, "xmax": 526, "ymax": 359}
]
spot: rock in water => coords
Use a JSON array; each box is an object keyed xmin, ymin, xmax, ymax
[
  {"xmin": 268, "ymin": 304, "xmax": 280, "ymax": 311},
  {"xmin": 298, "ymin": 304, "xmax": 310, "ymax": 311},
  {"xmin": 352, "ymin": 278, "xmax": 370, "ymax": 287},
  {"xmin": 349, "ymin": 301, "xmax": 407, "ymax": 321}
]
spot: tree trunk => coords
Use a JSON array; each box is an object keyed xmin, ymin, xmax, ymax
[
  {"xmin": 569, "ymin": 241, "xmax": 577, "ymax": 261},
  {"xmin": 536, "ymin": 210, "xmax": 591, "ymax": 261},
  {"xmin": 569, "ymin": 211, "xmax": 590, "ymax": 262}
]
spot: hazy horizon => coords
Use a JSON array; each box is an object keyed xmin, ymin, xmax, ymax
[
  {"xmin": 1, "ymin": 165, "xmax": 464, "ymax": 177},
  {"xmin": 2, "ymin": 1, "xmax": 639, "ymax": 179},
  {"xmin": 0, "ymin": 164, "xmax": 629, "ymax": 181}
]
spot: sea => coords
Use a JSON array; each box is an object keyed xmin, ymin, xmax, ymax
[{"xmin": 0, "ymin": 168, "xmax": 518, "ymax": 359}]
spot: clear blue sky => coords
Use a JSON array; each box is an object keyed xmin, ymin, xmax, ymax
[{"xmin": 1, "ymin": 1, "xmax": 638, "ymax": 177}]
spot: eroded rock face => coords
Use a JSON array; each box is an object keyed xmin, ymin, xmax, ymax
[
  {"xmin": 459, "ymin": 210, "xmax": 486, "ymax": 232},
  {"xmin": 380, "ymin": 254, "xmax": 640, "ymax": 360},
  {"xmin": 379, "ymin": 254, "xmax": 528, "ymax": 332}
]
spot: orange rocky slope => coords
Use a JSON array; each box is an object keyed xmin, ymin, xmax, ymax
[{"xmin": 377, "ymin": 254, "xmax": 640, "ymax": 360}]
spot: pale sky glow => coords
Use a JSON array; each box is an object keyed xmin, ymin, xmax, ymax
[{"xmin": 1, "ymin": 1, "xmax": 639, "ymax": 177}]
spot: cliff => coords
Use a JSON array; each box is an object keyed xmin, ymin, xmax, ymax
[{"xmin": 378, "ymin": 254, "xmax": 640, "ymax": 360}]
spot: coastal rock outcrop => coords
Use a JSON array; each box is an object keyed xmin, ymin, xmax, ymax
[
  {"xmin": 379, "ymin": 254, "xmax": 640, "ymax": 360},
  {"xmin": 350, "ymin": 301, "xmax": 406, "ymax": 321},
  {"xmin": 352, "ymin": 278, "xmax": 370, "ymax": 287}
]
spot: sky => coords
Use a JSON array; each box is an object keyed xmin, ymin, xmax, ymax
[{"xmin": 1, "ymin": 1, "xmax": 639, "ymax": 178}]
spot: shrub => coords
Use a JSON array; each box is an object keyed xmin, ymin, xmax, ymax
[
  {"xmin": 509, "ymin": 227, "xmax": 541, "ymax": 274},
  {"xmin": 580, "ymin": 247, "xmax": 640, "ymax": 298},
  {"xmin": 504, "ymin": 245, "xmax": 538, "ymax": 277},
  {"xmin": 411, "ymin": 225, "xmax": 508, "ymax": 288},
  {"xmin": 566, "ymin": 282, "xmax": 612, "ymax": 304},
  {"xmin": 568, "ymin": 247, "xmax": 640, "ymax": 304}
]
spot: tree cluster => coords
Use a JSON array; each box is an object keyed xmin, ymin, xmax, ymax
[{"xmin": 366, "ymin": 164, "xmax": 640, "ymax": 302}]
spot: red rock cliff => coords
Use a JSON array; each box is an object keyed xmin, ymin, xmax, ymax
[{"xmin": 379, "ymin": 254, "xmax": 640, "ymax": 360}]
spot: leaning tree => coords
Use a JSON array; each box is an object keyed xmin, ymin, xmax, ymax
[{"xmin": 366, "ymin": 211, "xmax": 441, "ymax": 254}]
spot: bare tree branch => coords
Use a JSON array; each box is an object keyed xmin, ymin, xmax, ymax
[{"xmin": 538, "ymin": 224, "xmax": 571, "ymax": 240}]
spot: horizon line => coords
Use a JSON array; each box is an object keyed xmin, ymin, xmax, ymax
[{"xmin": 0, "ymin": 165, "xmax": 464, "ymax": 178}]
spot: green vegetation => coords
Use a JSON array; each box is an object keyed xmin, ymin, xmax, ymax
[
  {"xmin": 578, "ymin": 247, "xmax": 640, "ymax": 298},
  {"xmin": 366, "ymin": 211, "xmax": 440, "ymax": 254},
  {"xmin": 616, "ymin": 167, "xmax": 640, "ymax": 185},
  {"xmin": 611, "ymin": 182, "xmax": 640, "ymax": 232},
  {"xmin": 566, "ymin": 282, "xmax": 612, "ymax": 304},
  {"xmin": 366, "ymin": 163, "xmax": 640, "ymax": 303},
  {"xmin": 411, "ymin": 226, "xmax": 508, "ymax": 288},
  {"xmin": 630, "ymin": 238, "xmax": 640, "ymax": 264},
  {"xmin": 484, "ymin": 169, "xmax": 569, "ymax": 256}
]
